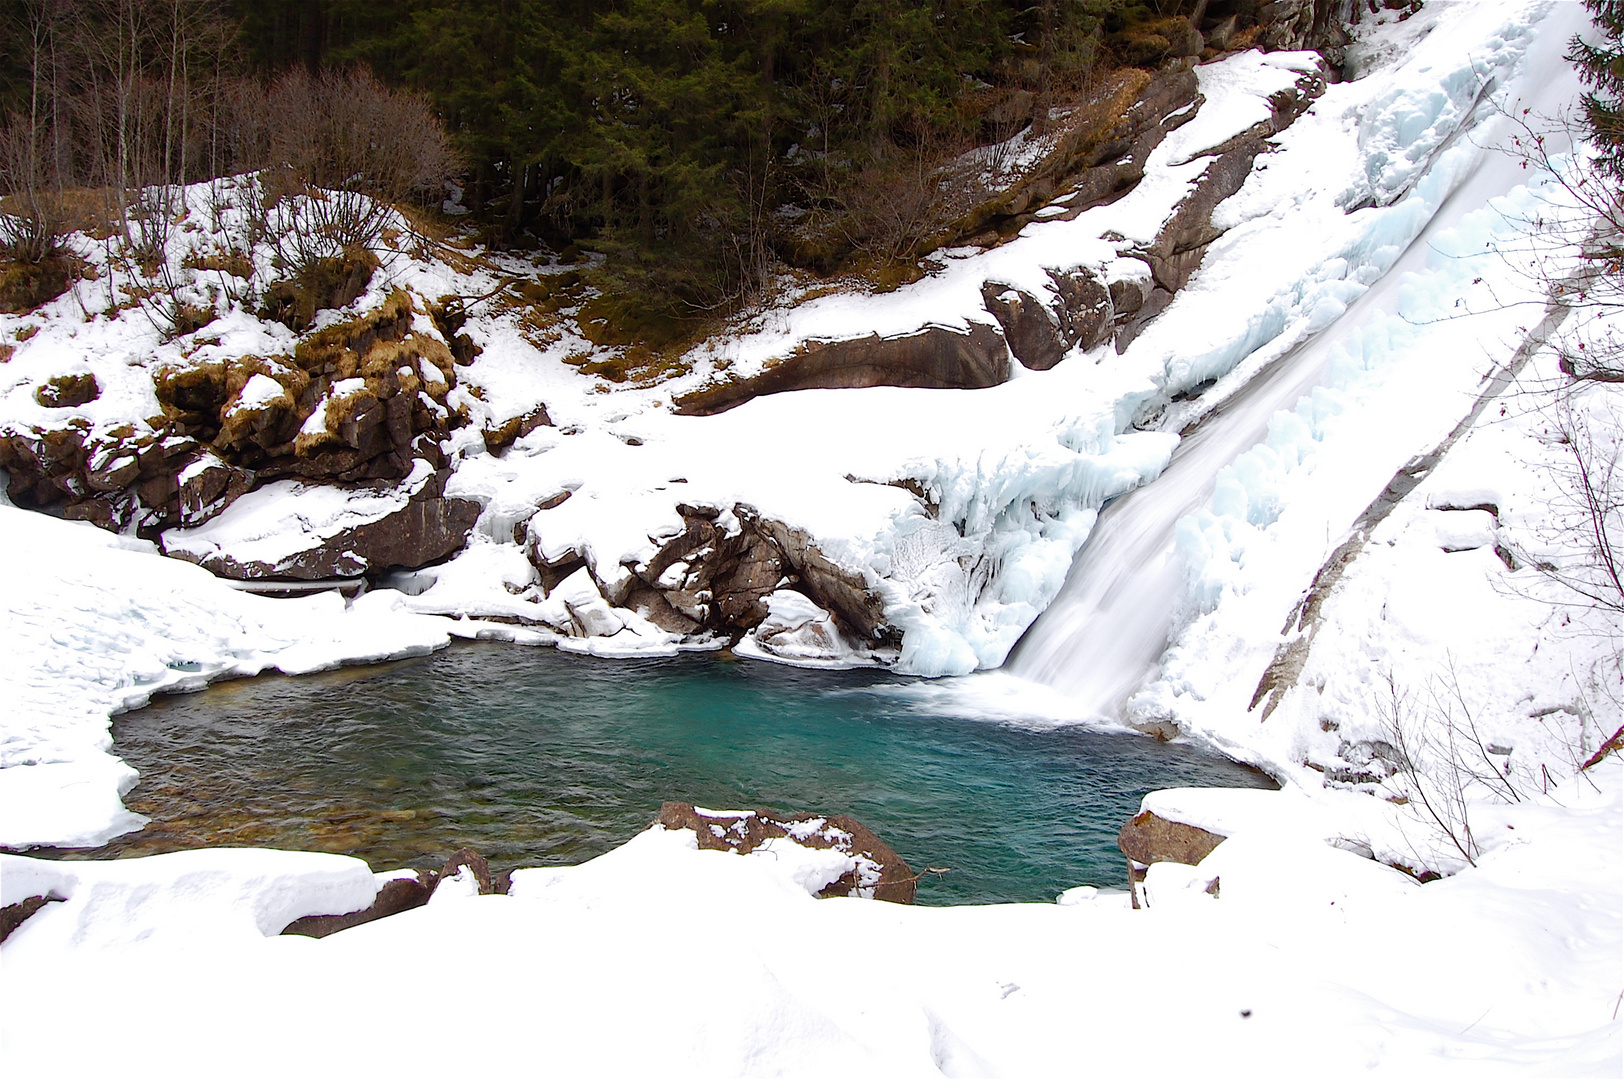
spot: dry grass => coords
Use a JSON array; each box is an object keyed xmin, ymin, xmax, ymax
[
  {"xmin": 573, "ymin": 342, "xmax": 692, "ymax": 387},
  {"xmin": 183, "ymin": 251, "xmax": 255, "ymax": 279}
]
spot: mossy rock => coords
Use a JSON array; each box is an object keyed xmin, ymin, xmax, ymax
[
  {"xmin": 0, "ymin": 254, "xmax": 79, "ymax": 314},
  {"xmin": 262, "ymin": 249, "xmax": 380, "ymax": 332},
  {"xmin": 34, "ymin": 372, "xmax": 100, "ymax": 408}
]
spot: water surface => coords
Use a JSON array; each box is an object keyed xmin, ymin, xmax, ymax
[{"xmin": 76, "ymin": 643, "xmax": 1272, "ymax": 904}]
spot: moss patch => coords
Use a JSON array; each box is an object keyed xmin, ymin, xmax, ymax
[
  {"xmin": 0, "ymin": 254, "xmax": 80, "ymax": 314},
  {"xmin": 262, "ymin": 248, "xmax": 380, "ymax": 331}
]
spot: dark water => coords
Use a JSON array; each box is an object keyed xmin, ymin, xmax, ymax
[{"xmin": 64, "ymin": 643, "xmax": 1272, "ymax": 905}]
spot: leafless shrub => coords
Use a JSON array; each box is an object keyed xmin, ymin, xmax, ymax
[
  {"xmin": 1377, "ymin": 672, "xmax": 1489, "ymax": 869},
  {"xmin": 1497, "ymin": 108, "xmax": 1624, "ymax": 382},
  {"xmin": 0, "ymin": 115, "xmax": 68, "ymax": 263},
  {"xmin": 250, "ymin": 68, "xmax": 458, "ymax": 281},
  {"xmin": 839, "ymin": 136, "xmax": 954, "ymax": 268},
  {"xmin": 1515, "ymin": 394, "xmax": 1624, "ymax": 615},
  {"xmin": 267, "ymin": 68, "xmax": 457, "ymax": 205}
]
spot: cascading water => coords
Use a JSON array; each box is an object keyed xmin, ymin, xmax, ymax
[{"xmin": 1006, "ymin": 5, "xmax": 1587, "ymax": 720}]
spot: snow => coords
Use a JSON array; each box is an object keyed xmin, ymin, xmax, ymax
[
  {"xmin": 0, "ymin": 847, "xmax": 379, "ymax": 946},
  {"xmin": 372, "ymin": 0, "xmax": 1562, "ymax": 682},
  {"xmin": 12, "ymin": 1, "xmax": 1546, "ymax": 681},
  {"xmin": 227, "ymin": 372, "xmax": 290, "ymax": 414},
  {"xmin": 0, "ymin": 501, "xmax": 466, "ymax": 848},
  {"xmin": 1165, "ymin": 50, "xmax": 1320, "ymax": 166},
  {"xmin": 0, "ymin": 3, "xmax": 1621, "ymax": 1075},
  {"xmin": 161, "ymin": 459, "xmax": 435, "ymax": 572},
  {"xmin": 2, "ymin": 764, "xmax": 1618, "ymax": 1076},
  {"xmin": 734, "ymin": 589, "xmax": 883, "ymax": 668}
]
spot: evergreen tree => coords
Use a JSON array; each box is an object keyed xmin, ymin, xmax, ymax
[{"xmin": 1571, "ymin": 0, "xmax": 1624, "ymax": 181}]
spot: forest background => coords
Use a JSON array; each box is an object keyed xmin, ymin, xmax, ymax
[{"xmin": 0, "ymin": 0, "xmax": 1244, "ymax": 340}]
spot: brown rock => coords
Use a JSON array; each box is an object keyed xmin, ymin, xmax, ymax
[
  {"xmin": 1118, "ymin": 810, "xmax": 1225, "ymax": 868},
  {"xmin": 436, "ymin": 847, "xmax": 497, "ymax": 895},
  {"xmin": 164, "ymin": 467, "xmax": 481, "ymax": 580},
  {"xmin": 175, "ymin": 453, "xmax": 255, "ymax": 528},
  {"xmin": 279, "ymin": 875, "xmax": 433, "ymax": 939},
  {"xmin": 756, "ymin": 514, "xmax": 894, "ymax": 643},
  {"xmin": 981, "ymin": 282, "xmax": 1067, "ymax": 370},
  {"xmin": 673, "ymin": 323, "xmax": 1010, "ymax": 417},
  {"xmin": 625, "ymin": 584, "xmax": 703, "ymax": 635},
  {"xmin": 0, "ymin": 895, "xmax": 59, "ymax": 943},
  {"xmin": 656, "ymin": 802, "xmax": 917, "ymax": 904},
  {"xmin": 483, "ymin": 403, "xmax": 554, "ymax": 452},
  {"xmin": 1137, "ymin": 71, "xmax": 1326, "ymax": 298},
  {"xmin": 1049, "ymin": 267, "xmax": 1115, "ymax": 353},
  {"xmin": 34, "ymin": 373, "xmax": 99, "ymax": 409},
  {"xmin": 261, "ymin": 250, "xmax": 380, "ymax": 333}
]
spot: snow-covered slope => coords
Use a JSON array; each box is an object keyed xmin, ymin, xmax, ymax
[
  {"xmin": 0, "ymin": 2, "xmax": 1621, "ymax": 1074},
  {"xmin": 388, "ymin": 0, "xmax": 1562, "ymax": 678}
]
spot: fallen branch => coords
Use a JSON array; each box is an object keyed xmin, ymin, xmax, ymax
[{"xmin": 1580, "ymin": 723, "xmax": 1624, "ymax": 769}]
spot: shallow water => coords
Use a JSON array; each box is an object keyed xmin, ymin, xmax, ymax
[{"xmin": 66, "ymin": 643, "xmax": 1272, "ymax": 905}]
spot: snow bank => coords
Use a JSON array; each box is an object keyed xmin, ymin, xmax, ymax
[
  {"xmin": 4, "ymin": 764, "xmax": 1618, "ymax": 1076},
  {"xmin": 0, "ymin": 502, "xmax": 460, "ymax": 848}
]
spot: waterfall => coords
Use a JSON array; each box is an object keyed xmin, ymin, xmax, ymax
[{"xmin": 1005, "ymin": 6, "xmax": 1587, "ymax": 720}]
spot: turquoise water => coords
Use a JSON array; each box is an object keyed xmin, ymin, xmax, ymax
[{"xmin": 90, "ymin": 643, "xmax": 1273, "ymax": 905}]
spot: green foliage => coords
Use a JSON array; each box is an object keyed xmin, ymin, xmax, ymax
[{"xmin": 226, "ymin": 0, "xmax": 1211, "ymax": 328}]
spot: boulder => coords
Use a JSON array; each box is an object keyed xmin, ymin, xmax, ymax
[
  {"xmin": 570, "ymin": 501, "xmax": 894, "ymax": 647},
  {"xmin": 1118, "ymin": 809, "xmax": 1226, "ymax": 908},
  {"xmin": 981, "ymin": 283, "xmax": 1067, "ymax": 370},
  {"xmin": 747, "ymin": 590, "xmax": 856, "ymax": 663},
  {"xmin": 673, "ymin": 322, "xmax": 1010, "ymax": 417},
  {"xmin": 1049, "ymin": 268, "xmax": 1115, "ymax": 353},
  {"xmin": 656, "ymin": 802, "xmax": 918, "ymax": 904},
  {"xmin": 553, "ymin": 567, "xmax": 628, "ymax": 638},
  {"xmin": 260, "ymin": 249, "xmax": 380, "ymax": 333},
  {"xmin": 1118, "ymin": 810, "xmax": 1226, "ymax": 867},
  {"xmin": 756, "ymin": 514, "xmax": 893, "ymax": 642},
  {"xmin": 34, "ymin": 372, "xmax": 99, "ymax": 408},
  {"xmin": 175, "ymin": 452, "xmax": 255, "ymax": 528},
  {"xmin": 164, "ymin": 467, "xmax": 481, "ymax": 580},
  {"xmin": 436, "ymin": 848, "xmax": 497, "ymax": 895},
  {"xmin": 281, "ymin": 848, "xmax": 500, "ymax": 939},
  {"xmin": 0, "ymin": 894, "xmax": 59, "ymax": 943},
  {"xmin": 280, "ymin": 874, "xmax": 433, "ymax": 939},
  {"xmin": 4, "ymin": 286, "xmax": 467, "ymax": 537},
  {"xmin": 483, "ymin": 403, "xmax": 554, "ymax": 452}
]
